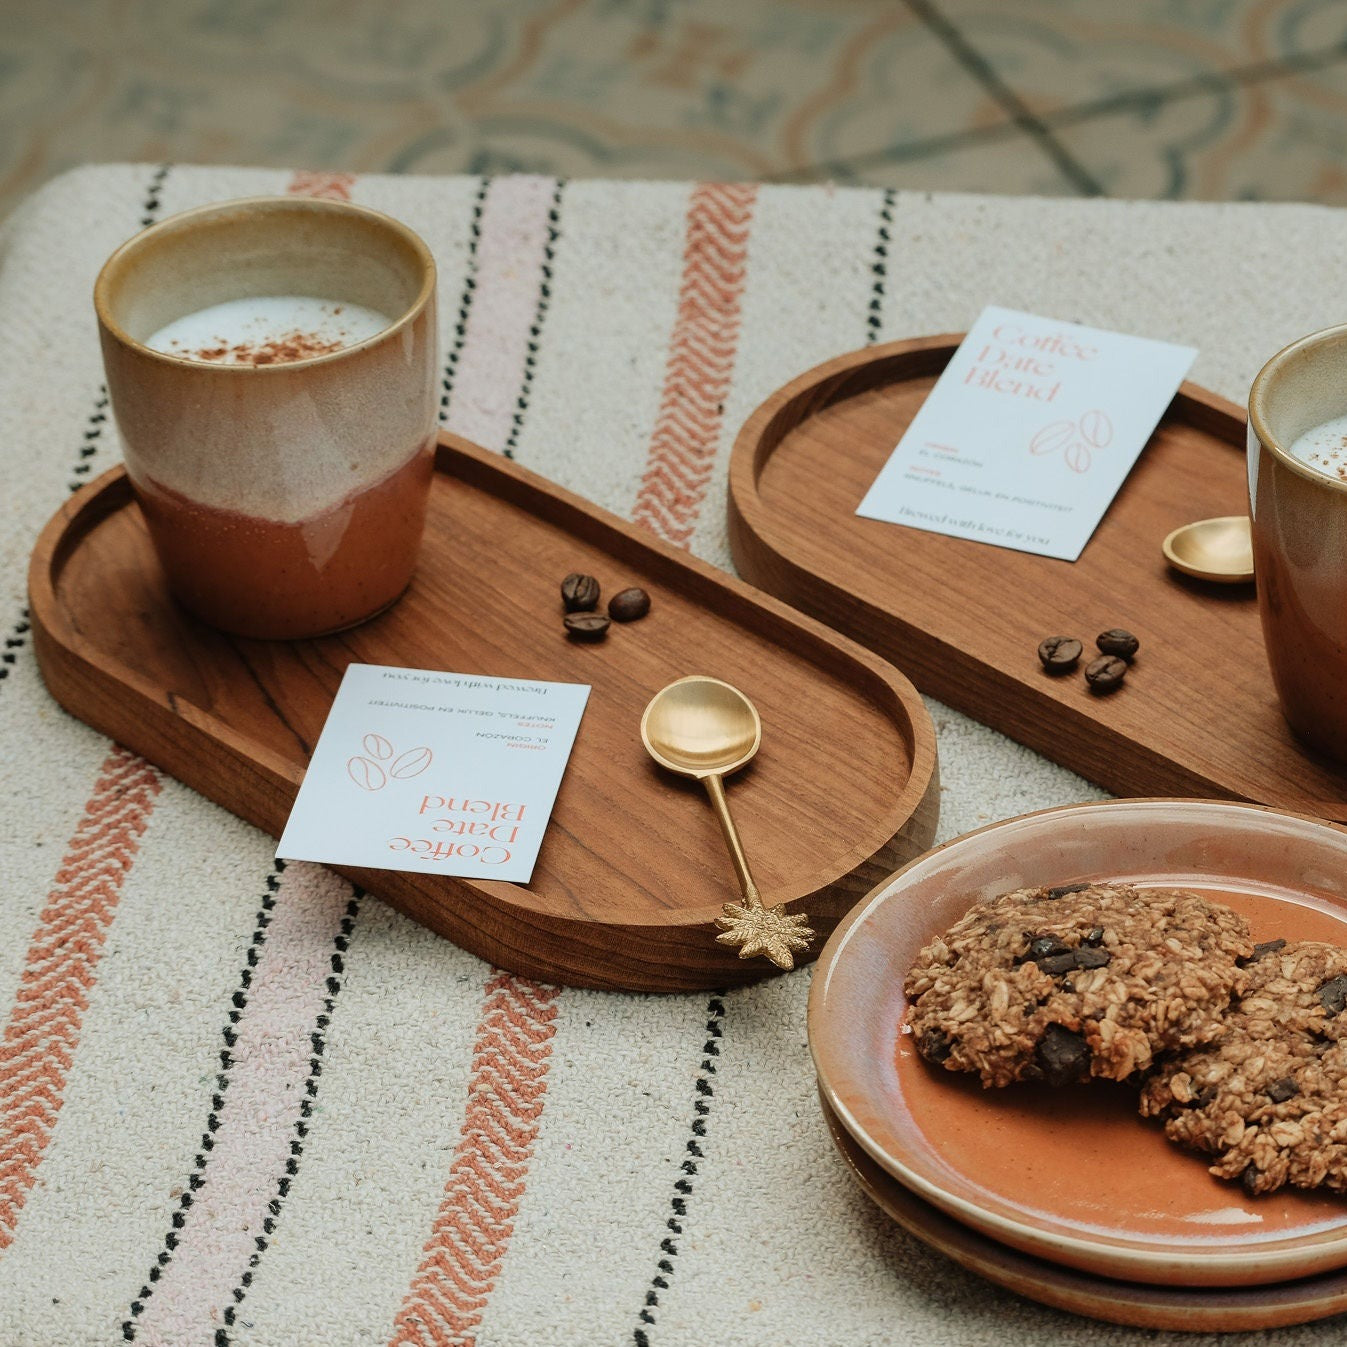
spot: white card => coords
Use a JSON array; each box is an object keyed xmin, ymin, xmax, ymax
[
  {"xmin": 277, "ymin": 664, "xmax": 590, "ymax": 883},
  {"xmin": 856, "ymin": 306, "xmax": 1197, "ymax": 560}
]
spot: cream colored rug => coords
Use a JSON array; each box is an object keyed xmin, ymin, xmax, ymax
[{"xmin": 2, "ymin": 163, "xmax": 1344, "ymax": 1346}]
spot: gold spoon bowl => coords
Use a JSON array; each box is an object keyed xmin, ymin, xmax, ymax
[
  {"xmin": 640, "ymin": 675, "xmax": 813, "ymax": 970},
  {"xmin": 1161, "ymin": 515, "xmax": 1254, "ymax": 584}
]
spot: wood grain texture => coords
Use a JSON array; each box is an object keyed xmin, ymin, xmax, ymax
[
  {"xmin": 727, "ymin": 335, "xmax": 1347, "ymax": 810},
  {"xmin": 29, "ymin": 431, "xmax": 938, "ymax": 992}
]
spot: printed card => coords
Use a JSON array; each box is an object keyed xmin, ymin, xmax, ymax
[
  {"xmin": 856, "ymin": 306, "xmax": 1197, "ymax": 560},
  {"xmin": 277, "ymin": 664, "xmax": 590, "ymax": 883}
]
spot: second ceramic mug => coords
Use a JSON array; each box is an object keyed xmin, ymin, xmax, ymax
[
  {"xmin": 1248, "ymin": 321, "xmax": 1347, "ymax": 762},
  {"xmin": 95, "ymin": 196, "xmax": 439, "ymax": 640}
]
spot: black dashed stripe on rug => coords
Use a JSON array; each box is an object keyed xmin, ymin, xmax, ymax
[
  {"xmin": 502, "ymin": 179, "xmax": 564, "ymax": 461},
  {"xmin": 0, "ymin": 612, "xmax": 29, "ymax": 686},
  {"xmin": 216, "ymin": 891, "xmax": 361, "ymax": 1344},
  {"xmin": 439, "ymin": 177, "xmax": 490, "ymax": 426},
  {"xmin": 66, "ymin": 386, "xmax": 110, "ymax": 493},
  {"xmin": 121, "ymin": 862, "xmax": 286, "ymax": 1340},
  {"xmin": 140, "ymin": 163, "xmax": 172, "ymax": 229},
  {"xmin": 5, "ymin": 164, "xmax": 174, "ymax": 695},
  {"xmin": 120, "ymin": 866, "xmax": 362, "ymax": 1342},
  {"xmin": 866, "ymin": 188, "xmax": 896, "ymax": 347},
  {"xmin": 71, "ymin": 164, "xmax": 172, "ymax": 496},
  {"xmin": 632, "ymin": 994, "xmax": 725, "ymax": 1347}
]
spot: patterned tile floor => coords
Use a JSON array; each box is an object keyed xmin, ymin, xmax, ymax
[{"xmin": 3, "ymin": 0, "xmax": 1347, "ymax": 222}]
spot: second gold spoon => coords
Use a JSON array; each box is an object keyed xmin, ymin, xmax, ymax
[{"xmin": 1161, "ymin": 515, "xmax": 1254, "ymax": 583}]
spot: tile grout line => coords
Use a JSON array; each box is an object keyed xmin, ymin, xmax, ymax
[
  {"xmin": 1041, "ymin": 37, "xmax": 1347, "ymax": 131},
  {"xmin": 901, "ymin": 0, "xmax": 1105, "ymax": 196},
  {"xmin": 770, "ymin": 37, "xmax": 1347, "ymax": 188}
]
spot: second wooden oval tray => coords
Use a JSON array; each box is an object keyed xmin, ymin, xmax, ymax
[
  {"xmin": 728, "ymin": 335, "xmax": 1347, "ymax": 810},
  {"xmin": 30, "ymin": 431, "xmax": 938, "ymax": 992}
]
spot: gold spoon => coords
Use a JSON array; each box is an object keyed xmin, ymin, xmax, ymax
[
  {"xmin": 1161, "ymin": 515, "xmax": 1254, "ymax": 584},
  {"xmin": 640, "ymin": 675, "xmax": 814, "ymax": 970}
]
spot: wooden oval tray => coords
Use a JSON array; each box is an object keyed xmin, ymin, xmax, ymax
[
  {"xmin": 29, "ymin": 431, "xmax": 938, "ymax": 992},
  {"xmin": 728, "ymin": 335, "xmax": 1347, "ymax": 811}
]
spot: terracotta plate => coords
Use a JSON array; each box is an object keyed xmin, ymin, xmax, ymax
[
  {"xmin": 821, "ymin": 1095, "xmax": 1347, "ymax": 1332},
  {"xmin": 809, "ymin": 799, "xmax": 1347, "ymax": 1288}
]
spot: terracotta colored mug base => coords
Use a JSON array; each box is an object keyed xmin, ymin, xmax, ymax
[{"xmin": 135, "ymin": 441, "xmax": 433, "ymax": 641}]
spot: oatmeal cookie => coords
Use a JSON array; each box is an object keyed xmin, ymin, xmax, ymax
[
  {"xmin": 1140, "ymin": 939, "xmax": 1347, "ymax": 1194},
  {"xmin": 904, "ymin": 883, "xmax": 1252, "ymax": 1089}
]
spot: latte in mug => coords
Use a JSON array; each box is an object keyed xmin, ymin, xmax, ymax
[
  {"xmin": 146, "ymin": 295, "xmax": 393, "ymax": 366},
  {"xmin": 1287, "ymin": 414, "xmax": 1347, "ymax": 485}
]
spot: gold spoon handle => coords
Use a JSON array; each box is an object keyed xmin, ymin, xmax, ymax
[{"xmin": 702, "ymin": 772, "xmax": 762, "ymax": 909}]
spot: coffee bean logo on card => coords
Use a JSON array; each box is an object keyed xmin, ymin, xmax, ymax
[
  {"xmin": 347, "ymin": 733, "xmax": 433, "ymax": 791},
  {"xmin": 1030, "ymin": 410, "xmax": 1113, "ymax": 474}
]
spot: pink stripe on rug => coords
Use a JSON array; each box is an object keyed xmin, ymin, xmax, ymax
[
  {"xmin": 443, "ymin": 175, "xmax": 558, "ymax": 452},
  {"xmin": 631, "ymin": 182, "xmax": 757, "ymax": 547},
  {"xmin": 385, "ymin": 173, "xmax": 567, "ymax": 1347},
  {"xmin": 0, "ymin": 747, "xmax": 161, "ymax": 1250},
  {"xmin": 388, "ymin": 973, "xmax": 560, "ymax": 1347},
  {"xmin": 288, "ymin": 170, "xmax": 357, "ymax": 201},
  {"xmin": 132, "ymin": 864, "xmax": 352, "ymax": 1347}
]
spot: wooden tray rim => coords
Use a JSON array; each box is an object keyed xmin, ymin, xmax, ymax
[
  {"xmin": 729, "ymin": 331, "xmax": 1248, "ymax": 541},
  {"xmin": 29, "ymin": 430, "xmax": 940, "ymax": 935},
  {"xmin": 722, "ymin": 334, "xmax": 1336, "ymax": 812}
]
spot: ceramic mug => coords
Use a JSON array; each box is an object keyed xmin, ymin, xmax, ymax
[
  {"xmin": 1248, "ymin": 321, "xmax": 1347, "ymax": 761},
  {"xmin": 94, "ymin": 196, "xmax": 438, "ymax": 640}
]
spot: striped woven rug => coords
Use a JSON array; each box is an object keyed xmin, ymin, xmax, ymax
[{"xmin": 4, "ymin": 163, "xmax": 1345, "ymax": 1346}]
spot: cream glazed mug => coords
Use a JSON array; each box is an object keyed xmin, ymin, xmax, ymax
[
  {"xmin": 94, "ymin": 195, "xmax": 439, "ymax": 640},
  {"xmin": 1248, "ymin": 321, "xmax": 1347, "ymax": 762}
]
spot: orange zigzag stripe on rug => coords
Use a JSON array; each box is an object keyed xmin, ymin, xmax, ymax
[
  {"xmin": 0, "ymin": 746, "xmax": 161, "ymax": 1249},
  {"xmin": 631, "ymin": 181, "xmax": 757, "ymax": 548},
  {"xmin": 288, "ymin": 170, "xmax": 357, "ymax": 201},
  {"xmin": 388, "ymin": 972, "xmax": 561, "ymax": 1347}
]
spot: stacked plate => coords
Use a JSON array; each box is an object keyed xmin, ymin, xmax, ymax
[{"xmin": 807, "ymin": 800, "xmax": 1347, "ymax": 1332}]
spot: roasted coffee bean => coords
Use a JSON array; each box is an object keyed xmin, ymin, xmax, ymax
[
  {"xmin": 608, "ymin": 587, "xmax": 651, "ymax": 622},
  {"xmin": 1038, "ymin": 635, "xmax": 1082, "ymax": 673},
  {"xmin": 1096, "ymin": 628, "xmax": 1140, "ymax": 661},
  {"xmin": 560, "ymin": 572, "xmax": 600, "ymax": 612},
  {"xmin": 1268, "ymin": 1077, "xmax": 1300, "ymax": 1103},
  {"xmin": 1239, "ymin": 938, "xmax": 1287, "ymax": 967},
  {"xmin": 918, "ymin": 1027, "xmax": 952, "ymax": 1063},
  {"xmin": 1318, "ymin": 974, "xmax": 1347, "ymax": 1016},
  {"xmin": 1084, "ymin": 654, "xmax": 1128, "ymax": 693},
  {"xmin": 1046, "ymin": 882, "xmax": 1090, "ymax": 900},
  {"xmin": 1036, "ymin": 1024, "xmax": 1090, "ymax": 1086},
  {"xmin": 563, "ymin": 612, "xmax": 610, "ymax": 642}
]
